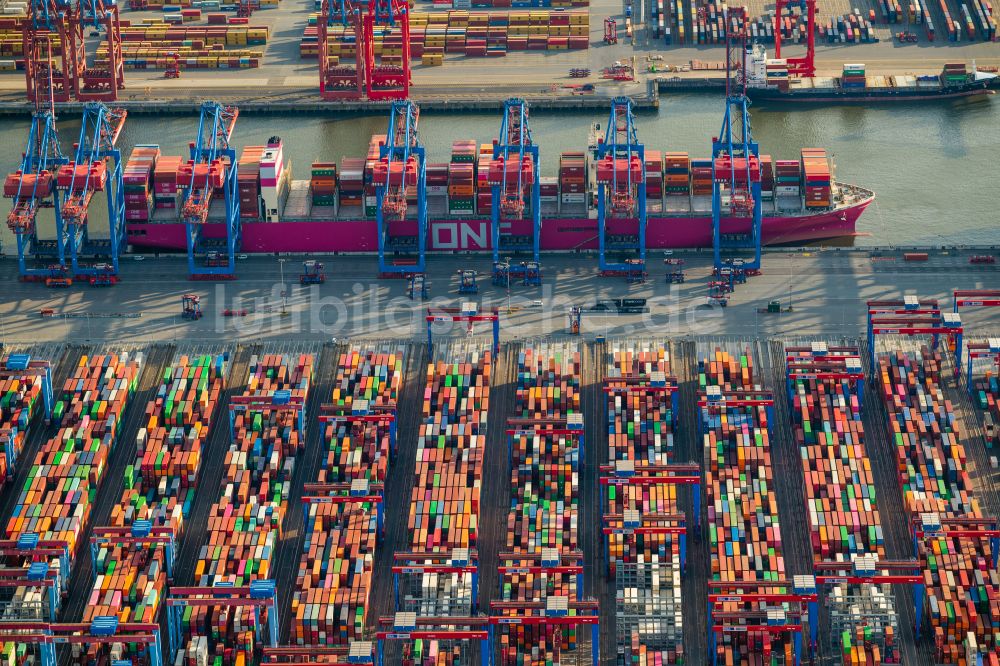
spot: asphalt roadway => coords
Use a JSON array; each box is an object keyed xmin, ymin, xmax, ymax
[{"xmin": 1, "ymin": 248, "xmax": 997, "ymax": 345}]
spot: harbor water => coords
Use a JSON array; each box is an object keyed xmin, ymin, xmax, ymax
[{"xmin": 1, "ymin": 94, "xmax": 997, "ymax": 249}]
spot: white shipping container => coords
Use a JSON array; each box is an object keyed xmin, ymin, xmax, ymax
[{"xmin": 775, "ymin": 185, "xmax": 800, "ymax": 195}]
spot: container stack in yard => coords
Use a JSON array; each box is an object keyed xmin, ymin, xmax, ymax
[
  {"xmin": 495, "ymin": 344, "xmax": 586, "ymax": 664},
  {"xmin": 97, "ymin": 23, "xmax": 268, "ymax": 70},
  {"xmin": 0, "ymin": 353, "xmax": 51, "ymax": 486},
  {"xmin": 84, "ymin": 354, "xmax": 228, "ymax": 651},
  {"xmin": 604, "ymin": 344, "xmax": 684, "ymax": 663},
  {"xmin": 700, "ymin": 348, "xmax": 803, "ymax": 664},
  {"xmin": 291, "ymin": 348, "xmax": 402, "ymax": 645},
  {"xmin": 301, "ymin": 10, "xmax": 588, "ymax": 61},
  {"xmin": 970, "ymin": 346, "xmax": 999, "ymax": 449},
  {"xmin": 394, "ymin": 346, "xmax": 490, "ymax": 662},
  {"xmin": 876, "ymin": 346, "xmax": 1000, "ymax": 663},
  {"xmin": 175, "ymin": 354, "xmax": 313, "ymax": 666},
  {"xmin": 786, "ymin": 345, "xmax": 900, "ymax": 664},
  {"xmin": 1, "ymin": 352, "xmax": 142, "ymax": 621}
]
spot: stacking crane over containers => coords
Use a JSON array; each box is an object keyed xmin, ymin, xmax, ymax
[
  {"xmin": 391, "ymin": 346, "xmax": 490, "ymax": 663},
  {"xmin": 426, "ymin": 304, "xmax": 500, "ymax": 356},
  {"xmin": 166, "ymin": 354, "xmax": 313, "ymax": 666},
  {"xmin": 21, "ymin": 0, "xmax": 124, "ymax": 104},
  {"xmin": 0, "ymin": 352, "xmax": 53, "ymax": 484},
  {"xmin": 0, "ymin": 619, "xmax": 163, "ymax": 666},
  {"xmin": 599, "ymin": 343, "xmax": 692, "ymax": 663},
  {"xmin": 0, "ymin": 352, "xmax": 142, "ymax": 627},
  {"xmin": 595, "ymin": 97, "xmax": 647, "ymax": 283},
  {"xmin": 292, "ymin": 348, "xmax": 402, "ymax": 646},
  {"xmin": 699, "ymin": 347, "xmax": 814, "ymax": 666},
  {"xmin": 179, "ymin": 101, "xmax": 241, "ymax": 279},
  {"xmin": 4, "ymin": 65, "xmax": 69, "ymax": 282},
  {"xmin": 318, "ymin": 0, "xmax": 411, "ymax": 100},
  {"xmin": 773, "ymin": 0, "xmax": 817, "ymax": 78},
  {"xmin": 489, "ymin": 99, "xmax": 542, "ymax": 286},
  {"xmin": 873, "ymin": 341, "xmax": 1000, "ymax": 663},
  {"xmin": 375, "ymin": 101, "xmax": 427, "ymax": 277},
  {"xmin": 318, "ymin": 0, "xmax": 365, "ymax": 100},
  {"xmin": 262, "ymin": 644, "xmax": 375, "ymax": 666},
  {"xmin": 56, "ymin": 103, "xmax": 126, "ymax": 284},
  {"xmin": 785, "ymin": 343, "xmax": 924, "ymax": 663},
  {"xmin": 494, "ymin": 344, "xmax": 598, "ymax": 665},
  {"xmin": 866, "ymin": 297, "xmax": 963, "ymax": 373},
  {"xmin": 712, "ymin": 8, "xmax": 763, "ymax": 273}
]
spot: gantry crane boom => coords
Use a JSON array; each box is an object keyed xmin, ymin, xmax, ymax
[
  {"xmin": 56, "ymin": 103, "xmax": 126, "ymax": 281},
  {"xmin": 490, "ymin": 98, "xmax": 541, "ymax": 282},
  {"xmin": 595, "ymin": 96, "xmax": 646, "ymax": 280},
  {"xmin": 4, "ymin": 39, "xmax": 69, "ymax": 281},
  {"xmin": 712, "ymin": 7, "xmax": 762, "ymax": 272},
  {"xmin": 375, "ymin": 100, "xmax": 426, "ymax": 276},
  {"xmin": 180, "ymin": 101, "xmax": 241, "ymax": 279}
]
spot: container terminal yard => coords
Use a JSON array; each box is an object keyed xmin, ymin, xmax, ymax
[{"xmin": 0, "ymin": 250, "xmax": 998, "ymax": 663}]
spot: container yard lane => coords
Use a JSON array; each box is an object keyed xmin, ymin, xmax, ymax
[
  {"xmin": 873, "ymin": 341, "xmax": 1000, "ymax": 664},
  {"xmin": 385, "ymin": 340, "xmax": 491, "ymax": 664},
  {"xmin": 168, "ymin": 352, "xmax": 314, "ymax": 666},
  {"xmin": 494, "ymin": 342, "xmax": 594, "ymax": 665},
  {"xmin": 601, "ymin": 341, "xmax": 689, "ymax": 664},
  {"xmin": 777, "ymin": 341, "xmax": 914, "ymax": 664},
  {"xmin": 284, "ymin": 345, "xmax": 402, "ymax": 646},
  {"xmin": 0, "ymin": 348, "xmax": 146, "ymax": 628},
  {"xmin": 72, "ymin": 349, "xmax": 228, "ymax": 640},
  {"xmin": 699, "ymin": 346, "xmax": 812, "ymax": 666}
]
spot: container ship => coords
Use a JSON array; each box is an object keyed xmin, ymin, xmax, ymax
[
  {"xmin": 123, "ymin": 130, "xmax": 874, "ymax": 254},
  {"xmin": 745, "ymin": 47, "xmax": 998, "ymax": 103}
]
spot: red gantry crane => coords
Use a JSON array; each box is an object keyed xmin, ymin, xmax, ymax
[{"xmin": 773, "ymin": 0, "xmax": 816, "ymax": 78}]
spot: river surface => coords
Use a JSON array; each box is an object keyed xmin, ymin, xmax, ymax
[{"xmin": 2, "ymin": 94, "xmax": 998, "ymax": 247}]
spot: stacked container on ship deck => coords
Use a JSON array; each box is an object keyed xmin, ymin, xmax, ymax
[
  {"xmin": 124, "ymin": 145, "xmax": 160, "ymax": 222},
  {"xmin": 338, "ymin": 157, "xmax": 364, "ymax": 208},
  {"xmin": 363, "ymin": 134, "xmax": 385, "ymax": 218},
  {"xmin": 539, "ymin": 177, "xmax": 558, "ymax": 207},
  {"xmin": 3, "ymin": 352, "xmax": 142, "ymax": 620},
  {"xmin": 644, "ymin": 151, "xmax": 663, "ymax": 211},
  {"xmin": 426, "ymin": 163, "xmax": 449, "ymax": 198},
  {"xmin": 85, "ymin": 354, "xmax": 227, "ymax": 642},
  {"xmin": 841, "ymin": 63, "xmax": 866, "ymax": 88},
  {"xmin": 448, "ymin": 140, "xmax": 477, "ymax": 216},
  {"xmin": 877, "ymin": 348, "xmax": 1000, "ymax": 664},
  {"xmin": 690, "ymin": 159, "xmax": 712, "ymax": 196},
  {"xmin": 801, "ymin": 148, "xmax": 831, "ymax": 209},
  {"xmin": 292, "ymin": 349, "xmax": 402, "ymax": 646},
  {"xmin": 605, "ymin": 345, "xmax": 683, "ymax": 664},
  {"xmin": 476, "ymin": 144, "xmax": 493, "ymax": 215},
  {"xmin": 310, "ymin": 162, "xmax": 337, "ymax": 208},
  {"xmin": 154, "ymin": 155, "xmax": 183, "ymax": 211},
  {"xmin": 774, "ymin": 160, "xmax": 801, "ymax": 198},
  {"xmin": 664, "ymin": 152, "xmax": 690, "ymax": 196},
  {"xmin": 558, "ymin": 152, "xmax": 586, "ymax": 207},
  {"xmin": 759, "ymin": 155, "xmax": 774, "ymax": 200},
  {"xmin": 238, "ymin": 145, "xmax": 264, "ymax": 220},
  {"xmin": 181, "ymin": 354, "xmax": 313, "ymax": 666}
]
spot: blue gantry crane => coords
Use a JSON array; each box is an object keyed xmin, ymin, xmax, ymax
[
  {"xmin": 57, "ymin": 103, "xmax": 126, "ymax": 284},
  {"xmin": 180, "ymin": 101, "xmax": 241, "ymax": 279},
  {"xmin": 595, "ymin": 97, "xmax": 646, "ymax": 282},
  {"xmin": 489, "ymin": 98, "xmax": 541, "ymax": 286},
  {"xmin": 375, "ymin": 100, "xmax": 427, "ymax": 277},
  {"xmin": 712, "ymin": 8, "xmax": 762, "ymax": 272},
  {"xmin": 3, "ymin": 57, "xmax": 69, "ymax": 283}
]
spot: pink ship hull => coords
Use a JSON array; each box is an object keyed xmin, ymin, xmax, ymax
[{"xmin": 126, "ymin": 198, "xmax": 870, "ymax": 253}]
